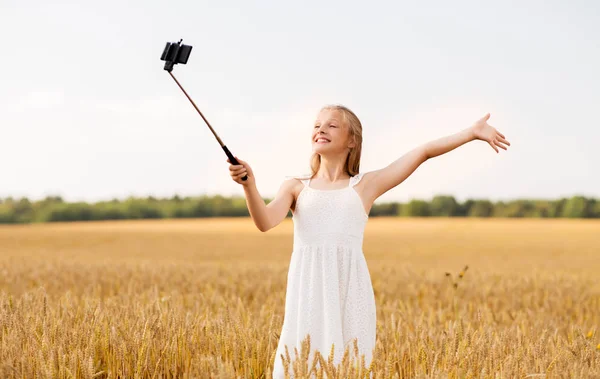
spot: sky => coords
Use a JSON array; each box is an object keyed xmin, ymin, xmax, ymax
[{"xmin": 1, "ymin": 0, "xmax": 598, "ymax": 204}]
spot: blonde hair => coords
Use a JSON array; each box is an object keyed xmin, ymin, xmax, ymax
[{"xmin": 309, "ymin": 104, "xmax": 363, "ymax": 178}]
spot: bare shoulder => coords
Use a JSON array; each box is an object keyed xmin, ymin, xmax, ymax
[
  {"xmin": 283, "ymin": 175, "xmax": 311, "ymax": 213},
  {"xmin": 282, "ymin": 176, "xmax": 304, "ymax": 197}
]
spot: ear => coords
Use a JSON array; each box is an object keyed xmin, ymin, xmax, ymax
[{"xmin": 348, "ymin": 136, "xmax": 357, "ymax": 149}]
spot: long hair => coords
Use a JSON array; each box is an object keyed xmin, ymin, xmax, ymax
[{"xmin": 309, "ymin": 104, "xmax": 363, "ymax": 178}]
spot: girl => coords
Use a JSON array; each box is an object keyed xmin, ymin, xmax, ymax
[{"xmin": 227, "ymin": 105, "xmax": 510, "ymax": 378}]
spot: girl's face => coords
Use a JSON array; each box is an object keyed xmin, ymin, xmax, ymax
[{"xmin": 312, "ymin": 109, "xmax": 355, "ymax": 154}]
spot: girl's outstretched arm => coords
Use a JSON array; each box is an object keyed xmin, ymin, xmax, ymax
[{"xmin": 362, "ymin": 113, "xmax": 510, "ymax": 202}]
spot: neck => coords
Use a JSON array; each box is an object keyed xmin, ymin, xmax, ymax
[{"xmin": 315, "ymin": 155, "xmax": 349, "ymax": 182}]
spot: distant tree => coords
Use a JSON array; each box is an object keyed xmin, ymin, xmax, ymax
[
  {"xmin": 0, "ymin": 204, "xmax": 14, "ymax": 223},
  {"xmin": 529, "ymin": 200, "xmax": 551, "ymax": 218},
  {"xmin": 547, "ymin": 198, "xmax": 567, "ymax": 218},
  {"xmin": 124, "ymin": 198, "xmax": 163, "ymax": 219},
  {"xmin": 503, "ymin": 200, "xmax": 537, "ymax": 218},
  {"xmin": 430, "ymin": 195, "xmax": 459, "ymax": 217},
  {"xmin": 592, "ymin": 200, "xmax": 600, "ymax": 218},
  {"xmin": 457, "ymin": 199, "xmax": 475, "ymax": 217},
  {"xmin": 42, "ymin": 196, "xmax": 64, "ymax": 203},
  {"xmin": 562, "ymin": 196, "xmax": 593, "ymax": 218},
  {"xmin": 38, "ymin": 203, "xmax": 94, "ymax": 222},
  {"xmin": 468, "ymin": 200, "xmax": 494, "ymax": 217},
  {"xmin": 371, "ymin": 202, "xmax": 399, "ymax": 216},
  {"xmin": 12, "ymin": 198, "xmax": 34, "ymax": 223},
  {"xmin": 401, "ymin": 199, "xmax": 430, "ymax": 217}
]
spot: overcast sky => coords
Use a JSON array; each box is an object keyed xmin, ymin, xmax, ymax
[{"xmin": 1, "ymin": 0, "xmax": 598, "ymax": 204}]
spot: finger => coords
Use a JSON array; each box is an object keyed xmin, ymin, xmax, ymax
[
  {"xmin": 497, "ymin": 136, "xmax": 510, "ymax": 146},
  {"xmin": 483, "ymin": 112, "xmax": 490, "ymax": 121},
  {"xmin": 494, "ymin": 137, "xmax": 508, "ymax": 147},
  {"xmin": 489, "ymin": 141, "xmax": 498, "ymax": 153},
  {"xmin": 233, "ymin": 168, "xmax": 247, "ymax": 175},
  {"xmin": 497, "ymin": 131, "xmax": 506, "ymax": 139},
  {"xmin": 495, "ymin": 140, "xmax": 508, "ymax": 150}
]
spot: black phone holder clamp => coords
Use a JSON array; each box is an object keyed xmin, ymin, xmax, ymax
[{"xmin": 160, "ymin": 39, "xmax": 193, "ymax": 72}]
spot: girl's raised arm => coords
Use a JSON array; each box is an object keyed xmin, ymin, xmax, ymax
[{"xmin": 361, "ymin": 113, "xmax": 510, "ymax": 203}]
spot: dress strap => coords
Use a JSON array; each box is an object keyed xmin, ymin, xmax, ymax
[
  {"xmin": 285, "ymin": 174, "xmax": 312, "ymax": 187},
  {"xmin": 349, "ymin": 172, "xmax": 364, "ymax": 187}
]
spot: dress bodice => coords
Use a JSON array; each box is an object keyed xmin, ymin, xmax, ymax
[{"xmin": 286, "ymin": 173, "xmax": 368, "ymax": 249}]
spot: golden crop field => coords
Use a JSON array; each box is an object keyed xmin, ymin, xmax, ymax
[{"xmin": 0, "ymin": 218, "xmax": 599, "ymax": 378}]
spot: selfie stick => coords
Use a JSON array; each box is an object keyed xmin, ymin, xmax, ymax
[{"xmin": 160, "ymin": 39, "xmax": 248, "ymax": 181}]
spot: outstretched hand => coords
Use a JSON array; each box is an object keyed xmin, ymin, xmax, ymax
[{"xmin": 472, "ymin": 113, "xmax": 511, "ymax": 153}]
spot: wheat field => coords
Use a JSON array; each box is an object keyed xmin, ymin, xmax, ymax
[{"xmin": 0, "ymin": 218, "xmax": 598, "ymax": 378}]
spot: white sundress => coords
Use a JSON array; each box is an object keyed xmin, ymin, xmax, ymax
[{"xmin": 272, "ymin": 172, "xmax": 377, "ymax": 379}]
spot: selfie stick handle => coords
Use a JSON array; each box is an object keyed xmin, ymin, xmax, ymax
[{"xmin": 168, "ymin": 71, "xmax": 248, "ymax": 181}]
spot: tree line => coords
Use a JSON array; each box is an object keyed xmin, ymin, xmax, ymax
[{"xmin": 0, "ymin": 194, "xmax": 598, "ymax": 224}]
